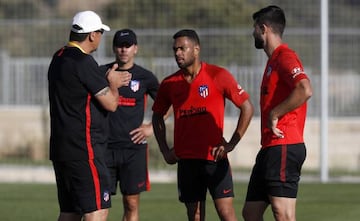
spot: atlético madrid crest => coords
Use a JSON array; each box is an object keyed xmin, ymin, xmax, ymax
[
  {"xmin": 130, "ymin": 80, "xmax": 140, "ymax": 92},
  {"xmin": 103, "ymin": 191, "xmax": 110, "ymax": 202},
  {"xmin": 198, "ymin": 85, "xmax": 209, "ymax": 98},
  {"xmin": 266, "ymin": 66, "xmax": 272, "ymax": 77}
]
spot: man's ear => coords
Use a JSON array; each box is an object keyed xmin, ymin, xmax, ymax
[
  {"xmin": 89, "ymin": 32, "xmax": 96, "ymax": 42},
  {"xmin": 260, "ymin": 24, "xmax": 266, "ymax": 34},
  {"xmin": 134, "ymin": 44, "xmax": 138, "ymax": 55},
  {"xmin": 194, "ymin": 44, "xmax": 200, "ymax": 56}
]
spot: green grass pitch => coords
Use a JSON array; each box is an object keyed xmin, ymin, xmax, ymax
[{"xmin": 0, "ymin": 182, "xmax": 359, "ymax": 221}]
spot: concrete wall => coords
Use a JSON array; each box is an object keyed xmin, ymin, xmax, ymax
[
  {"xmin": 225, "ymin": 117, "xmax": 360, "ymax": 171},
  {"xmin": 0, "ymin": 107, "xmax": 359, "ymax": 171},
  {"xmin": 0, "ymin": 107, "xmax": 49, "ymax": 160}
]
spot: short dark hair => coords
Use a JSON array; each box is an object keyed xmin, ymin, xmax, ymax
[
  {"xmin": 173, "ymin": 29, "xmax": 200, "ymax": 45},
  {"xmin": 69, "ymin": 25, "xmax": 89, "ymax": 42},
  {"xmin": 252, "ymin": 5, "xmax": 286, "ymax": 36}
]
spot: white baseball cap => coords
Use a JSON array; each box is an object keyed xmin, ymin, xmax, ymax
[{"xmin": 71, "ymin": 10, "xmax": 110, "ymax": 33}]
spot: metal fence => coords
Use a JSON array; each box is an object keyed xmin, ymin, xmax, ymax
[
  {"xmin": 0, "ymin": 46, "xmax": 359, "ymax": 117},
  {"xmin": 0, "ymin": 1, "xmax": 359, "ymax": 118}
]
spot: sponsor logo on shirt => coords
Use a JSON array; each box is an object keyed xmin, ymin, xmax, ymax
[
  {"xmin": 198, "ymin": 85, "xmax": 209, "ymax": 98},
  {"xmin": 179, "ymin": 106, "xmax": 207, "ymax": 118},
  {"xmin": 118, "ymin": 96, "xmax": 136, "ymax": 106},
  {"xmin": 291, "ymin": 67, "xmax": 305, "ymax": 78},
  {"xmin": 130, "ymin": 80, "xmax": 140, "ymax": 92},
  {"xmin": 237, "ymin": 84, "xmax": 245, "ymax": 95}
]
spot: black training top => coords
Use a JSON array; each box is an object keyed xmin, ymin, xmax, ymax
[
  {"xmin": 100, "ymin": 62, "xmax": 159, "ymax": 149},
  {"xmin": 48, "ymin": 46, "xmax": 109, "ymax": 161}
]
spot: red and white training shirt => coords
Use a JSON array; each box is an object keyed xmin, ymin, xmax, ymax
[
  {"xmin": 153, "ymin": 62, "xmax": 249, "ymax": 161},
  {"xmin": 260, "ymin": 44, "xmax": 309, "ymax": 148}
]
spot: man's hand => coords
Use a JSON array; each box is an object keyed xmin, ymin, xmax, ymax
[
  {"xmin": 106, "ymin": 63, "xmax": 132, "ymax": 88},
  {"xmin": 130, "ymin": 123, "xmax": 153, "ymax": 144},
  {"xmin": 268, "ymin": 114, "xmax": 284, "ymax": 139},
  {"xmin": 212, "ymin": 145, "xmax": 226, "ymax": 162},
  {"xmin": 211, "ymin": 137, "xmax": 234, "ymax": 162}
]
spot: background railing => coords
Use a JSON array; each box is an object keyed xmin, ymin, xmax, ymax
[{"xmin": 1, "ymin": 49, "xmax": 359, "ymax": 117}]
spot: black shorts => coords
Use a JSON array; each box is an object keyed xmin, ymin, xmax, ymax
[
  {"xmin": 177, "ymin": 158, "xmax": 234, "ymax": 203},
  {"xmin": 53, "ymin": 158, "xmax": 111, "ymax": 214},
  {"xmin": 105, "ymin": 146, "xmax": 150, "ymax": 195},
  {"xmin": 245, "ymin": 143, "xmax": 306, "ymax": 202}
]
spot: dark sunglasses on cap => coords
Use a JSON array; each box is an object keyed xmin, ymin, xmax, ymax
[{"xmin": 95, "ymin": 29, "xmax": 104, "ymax": 34}]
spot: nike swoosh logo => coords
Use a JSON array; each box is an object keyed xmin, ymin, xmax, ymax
[
  {"xmin": 223, "ymin": 189, "xmax": 232, "ymax": 194},
  {"xmin": 138, "ymin": 181, "xmax": 145, "ymax": 188}
]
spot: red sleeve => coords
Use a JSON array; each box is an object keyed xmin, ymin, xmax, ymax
[
  {"xmin": 152, "ymin": 79, "xmax": 172, "ymax": 115},
  {"xmin": 215, "ymin": 68, "xmax": 249, "ymax": 107},
  {"xmin": 278, "ymin": 51, "xmax": 309, "ymax": 88}
]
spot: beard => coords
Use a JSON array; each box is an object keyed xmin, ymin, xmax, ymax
[
  {"xmin": 176, "ymin": 56, "xmax": 195, "ymax": 69},
  {"xmin": 254, "ymin": 36, "xmax": 264, "ymax": 49}
]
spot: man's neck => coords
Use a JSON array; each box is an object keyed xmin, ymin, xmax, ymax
[
  {"xmin": 117, "ymin": 61, "xmax": 134, "ymax": 70},
  {"xmin": 183, "ymin": 62, "xmax": 201, "ymax": 83},
  {"xmin": 68, "ymin": 41, "xmax": 93, "ymax": 54},
  {"xmin": 264, "ymin": 35, "xmax": 282, "ymax": 58}
]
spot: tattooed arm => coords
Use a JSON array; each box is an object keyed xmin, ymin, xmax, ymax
[{"xmin": 95, "ymin": 63, "xmax": 132, "ymax": 112}]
